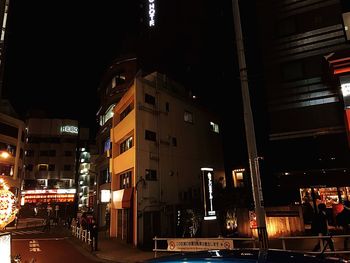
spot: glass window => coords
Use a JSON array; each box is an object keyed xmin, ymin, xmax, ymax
[
  {"xmin": 120, "ymin": 105, "xmax": 132, "ymax": 121},
  {"xmin": 145, "ymin": 169, "xmax": 157, "ymax": 181},
  {"xmin": 145, "ymin": 130, "xmax": 156, "ymax": 141},
  {"xmin": 48, "ymin": 164, "xmax": 55, "ymax": 171},
  {"xmin": 120, "ymin": 136, "xmax": 133, "ymax": 154},
  {"xmin": 184, "ymin": 111, "xmax": 193, "ymax": 123},
  {"xmin": 49, "ymin": 150, "xmax": 56, "ymax": 156},
  {"xmin": 166, "ymin": 102, "xmax": 169, "ymax": 112},
  {"xmin": 210, "ymin": 122, "xmax": 220, "ymax": 133},
  {"xmin": 120, "ymin": 170, "xmax": 132, "ymax": 189},
  {"xmin": 145, "ymin": 93, "xmax": 156, "ymax": 105},
  {"xmin": 172, "ymin": 137, "xmax": 177, "ymax": 146}
]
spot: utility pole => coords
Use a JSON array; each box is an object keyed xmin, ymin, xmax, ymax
[{"xmin": 231, "ymin": 0, "xmax": 268, "ymax": 249}]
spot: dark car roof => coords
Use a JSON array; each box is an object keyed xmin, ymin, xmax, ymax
[{"xmin": 145, "ymin": 249, "xmax": 346, "ymax": 263}]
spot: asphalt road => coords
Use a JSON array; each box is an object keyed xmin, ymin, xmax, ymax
[{"xmin": 12, "ymin": 238, "xmax": 102, "ymax": 263}]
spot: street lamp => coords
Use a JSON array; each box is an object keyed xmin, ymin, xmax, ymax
[{"xmin": 231, "ymin": 0, "xmax": 268, "ymax": 249}]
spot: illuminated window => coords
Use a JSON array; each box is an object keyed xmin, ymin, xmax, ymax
[
  {"xmin": 232, "ymin": 169, "xmax": 245, "ymax": 188},
  {"xmin": 120, "ymin": 170, "xmax": 132, "ymax": 189},
  {"xmin": 210, "ymin": 122, "xmax": 219, "ymax": 133},
  {"xmin": 120, "ymin": 136, "xmax": 133, "ymax": 154},
  {"xmin": 184, "ymin": 111, "xmax": 193, "ymax": 123}
]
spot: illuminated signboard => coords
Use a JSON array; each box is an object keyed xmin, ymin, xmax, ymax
[
  {"xmin": 60, "ymin": 125, "xmax": 78, "ymax": 134},
  {"xmin": 101, "ymin": 190, "xmax": 111, "ymax": 203},
  {"xmin": 0, "ymin": 233, "xmax": 11, "ymax": 263},
  {"xmin": 148, "ymin": 0, "xmax": 156, "ymax": 27},
  {"xmin": 201, "ymin": 168, "xmax": 216, "ymax": 220}
]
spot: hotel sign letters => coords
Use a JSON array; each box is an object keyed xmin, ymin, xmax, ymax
[
  {"xmin": 148, "ymin": 0, "xmax": 156, "ymax": 27},
  {"xmin": 60, "ymin": 125, "xmax": 78, "ymax": 134}
]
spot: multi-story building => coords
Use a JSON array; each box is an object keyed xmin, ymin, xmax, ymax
[
  {"xmin": 255, "ymin": 0, "xmax": 350, "ymax": 212},
  {"xmin": 0, "ymin": 0, "xmax": 10, "ymax": 95},
  {"xmin": 21, "ymin": 118, "xmax": 79, "ymax": 217},
  {"xmin": 0, "ymin": 109, "xmax": 25, "ymax": 197},
  {"xmin": 76, "ymin": 128, "xmax": 97, "ymax": 211},
  {"xmin": 95, "ymin": 55, "xmax": 138, "ymax": 230},
  {"xmin": 110, "ymin": 72, "xmax": 225, "ymax": 247}
]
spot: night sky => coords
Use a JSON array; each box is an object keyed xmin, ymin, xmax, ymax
[{"xmin": 2, "ymin": 1, "xmax": 264, "ymax": 168}]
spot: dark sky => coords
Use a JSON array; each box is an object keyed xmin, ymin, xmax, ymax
[{"xmin": 2, "ymin": 1, "xmax": 264, "ymax": 167}]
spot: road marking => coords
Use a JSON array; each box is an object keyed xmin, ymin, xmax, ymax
[
  {"xmin": 29, "ymin": 240, "xmax": 41, "ymax": 252},
  {"xmin": 12, "ymin": 230, "xmax": 44, "ymax": 235},
  {"xmin": 12, "ymin": 237, "xmax": 67, "ymax": 241}
]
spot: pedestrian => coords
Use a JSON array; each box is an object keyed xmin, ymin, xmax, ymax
[
  {"xmin": 42, "ymin": 216, "xmax": 51, "ymax": 232},
  {"xmin": 336, "ymin": 200, "xmax": 350, "ymax": 250},
  {"xmin": 90, "ymin": 218, "xmax": 98, "ymax": 251},
  {"xmin": 312, "ymin": 203, "xmax": 334, "ymax": 252}
]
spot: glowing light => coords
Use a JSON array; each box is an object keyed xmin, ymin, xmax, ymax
[
  {"xmin": 342, "ymin": 83, "xmax": 350, "ymax": 97},
  {"xmin": 148, "ymin": 0, "xmax": 156, "ymax": 27},
  {"xmin": 60, "ymin": 125, "xmax": 78, "ymax": 134},
  {"xmin": 0, "ymin": 151, "xmax": 10, "ymax": 159},
  {"xmin": 0, "ymin": 179, "xmax": 18, "ymax": 230}
]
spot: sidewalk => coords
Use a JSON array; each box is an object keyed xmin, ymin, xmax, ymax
[{"xmin": 70, "ymin": 230, "xmax": 156, "ymax": 263}]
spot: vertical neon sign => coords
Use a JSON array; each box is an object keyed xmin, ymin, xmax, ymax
[
  {"xmin": 148, "ymin": 0, "xmax": 156, "ymax": 27},
  {"xmin": 201, "ymin": 167, "xmax": 216, "ymax": 220}
]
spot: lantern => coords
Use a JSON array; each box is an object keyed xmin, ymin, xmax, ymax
[{"xmin": 0, "ymin": 179, "xmax": 18, "ymax": 230}]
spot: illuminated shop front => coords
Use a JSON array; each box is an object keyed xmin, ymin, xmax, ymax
[
  {"xmin": 21, "ymin": 189, "xmax": 76, "ymax": 205},
  {"xmin": 300, "ymin": 187, "xmax": 350, "ymax": 208}
]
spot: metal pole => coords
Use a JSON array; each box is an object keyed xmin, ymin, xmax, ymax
[{"xmin": 231, "ymin": 0, "xmax": 268, "ymax": 249}]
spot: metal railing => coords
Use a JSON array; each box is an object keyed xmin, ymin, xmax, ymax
[
  {"xmin": 153, "ymin": 236, "xmax": 256, "ymax": 258},
  {"xmin": 153, "ymin": 234, "xmax": 350, "ymax": 258},
  {"xmin": 71, "ymin": 225, "xmax": 92, "ymax": 245}
]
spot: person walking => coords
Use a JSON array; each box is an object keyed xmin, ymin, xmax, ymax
[
  {"xmin": 90, "ymin": 218, "xmax": 98, "ymax": 251},
  {"xmin": 336, "ymin": 200, "xmax": 350, "ymax": 250},
  {"xmin": 42, "ymin": 216, "xmax": 51, "ymax": 232},
  {"xmin": 312, "ymin": 203, "xmax": 334, "ymax": 252}
]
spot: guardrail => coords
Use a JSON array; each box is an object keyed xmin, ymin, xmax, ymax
[
  {"xmin": 279, "ymin": 234, "xmax": 350, "ymax": 255},
  {"xmin": 153, "ymin": 236, "xmax": 256, "ymax": 258},
  {"xmin": 71, "ymin": 225, "xmax": 92, "ymax": 245},
  {"xmin": 153, "ymin": 234, "xmax": 350, "ymax": 258}
]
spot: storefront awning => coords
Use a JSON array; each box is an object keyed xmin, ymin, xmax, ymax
[{"xmin": 112, "ymin": 188, "xmax": 133, "ymax": 209}]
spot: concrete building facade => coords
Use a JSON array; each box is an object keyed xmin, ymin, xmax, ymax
[{"xmin": 110, "ymin": 72, "xmax": 225, "ymax": 247}]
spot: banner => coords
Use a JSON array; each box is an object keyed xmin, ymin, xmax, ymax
[{"xmin": 167, "ymin": 238, "xmax": 234, "ymax": 251}]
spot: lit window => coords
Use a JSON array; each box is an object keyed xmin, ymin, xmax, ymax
[
  {"xmin": 210, "ymin": 122, "xmax": 219, "ymax": 133},
  {"xmin": 120, "ymin": 171, "xmax": 132, "ymax": 189},
  {"xmin": 232, "ymin": 169, "xmax": 245, "ymax": 188},
  {"xmin": 120, "ymin": 136, "xmax": 133, "ymax": 154},
  {"xmin": 184, "ymin": 111, "xmax": 193, "ymax": 123}
]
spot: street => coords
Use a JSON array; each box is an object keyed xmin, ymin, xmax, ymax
[{"xmin": 11, "ymin": 238, "xmax": 100, "ymax": 263}]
